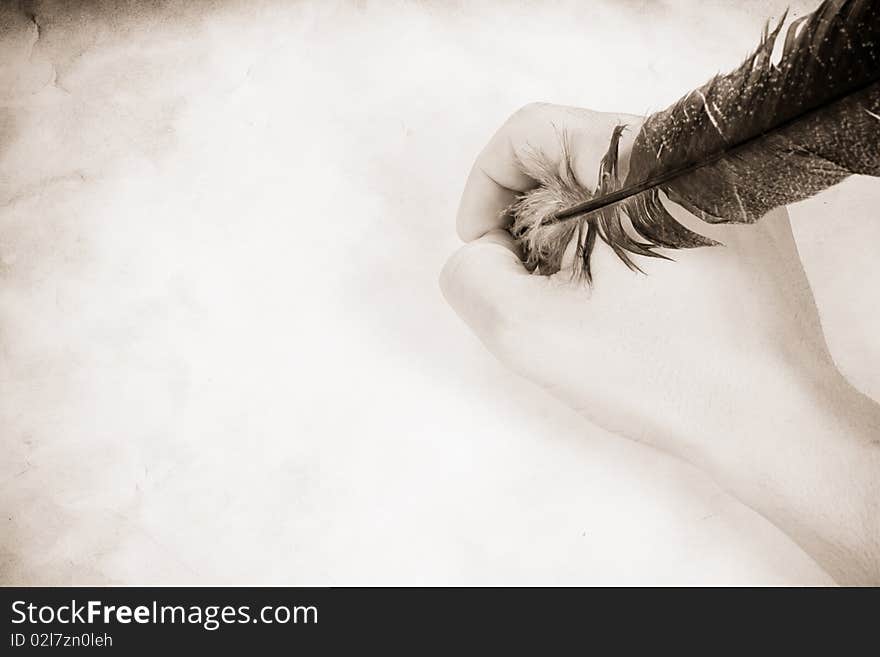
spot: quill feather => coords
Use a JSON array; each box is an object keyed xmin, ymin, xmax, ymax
[{"xmin": 512, "ymin": 0, "xmax": 880, "ymax": 280}]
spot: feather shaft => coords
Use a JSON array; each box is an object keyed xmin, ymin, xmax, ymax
[
  {"xmin": 552, "ymin": 74, "xmax": 880, "ymax": 223},
  {"xmin": 511, "ymin": 0, "xmax": 880, "ymax": 280}
]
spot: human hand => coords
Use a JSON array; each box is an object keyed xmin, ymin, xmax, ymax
[
  {"xmin": 442, "ymin": 102, "xmax": 836, "ymax": 467},
  {"xmin": 442, "ymin": 103, "xmax": 880, "ymax": 584}
]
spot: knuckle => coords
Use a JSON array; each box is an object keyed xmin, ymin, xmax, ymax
[
  {"xmin": 439, "ymin": 243, "xmax": 470, "ymax": 284},
  {"xmin": 439, "ymin": 242, "xmax": 485, "ymax": 301},
  {"xmin": 510, "ymin": 102, "xmax": 551, "ymax": 125},
  {"xmin": 439, "ymin": 241, "xmax": 538, "ymax": 377}
]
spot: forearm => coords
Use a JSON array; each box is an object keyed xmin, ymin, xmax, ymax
[{"xmin": 699, "ymin": 367, "xmax": 880, "ymax": 585}]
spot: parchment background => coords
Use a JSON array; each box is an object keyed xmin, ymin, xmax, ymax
[{"xmin": 2, "ymin": 0, "xmax": 876, "ymax": 584}]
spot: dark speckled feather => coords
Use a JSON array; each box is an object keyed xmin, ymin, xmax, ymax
[{"xmin": 512, "ymin": 0, "xmax": 880, "ymax": 280}]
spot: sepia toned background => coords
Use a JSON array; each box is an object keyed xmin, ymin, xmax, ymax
[{"xmin": 1, "ymin": 0, "xmax": 876, "ymax": 584}]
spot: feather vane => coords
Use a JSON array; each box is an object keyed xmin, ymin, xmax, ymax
[{"xmin": 512, "ymin": 0, "xmax": 880, "ymax": 280}]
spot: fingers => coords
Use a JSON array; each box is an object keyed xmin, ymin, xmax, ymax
[
  {"xmin": 457, "ymin": 103, "xmax": 637, "ymax": 242},
  {"xmin": 456, "ymin": 169, "xmax": 520, "ymax": 243},
  {"xmin": 439, "ymin": 229, "xmax": 543, "ymax": 355},
  {"xmin": 456, "ymin": 104, "xmax": 554, "ymax": 242}
]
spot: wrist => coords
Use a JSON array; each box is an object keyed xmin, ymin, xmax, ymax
[{"xmin": 695, "ymin": 361, "xmax": 880, "ymax": 584}]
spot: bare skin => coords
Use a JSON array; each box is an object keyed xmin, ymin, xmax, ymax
[{"xmin": 441, "ymin": 103, "xmax": 880, "ymax": 585}]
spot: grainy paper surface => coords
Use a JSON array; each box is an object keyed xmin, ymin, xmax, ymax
[{"xmin": 1, "ymin": 0, "xmax": 876, "ymax": 585}]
